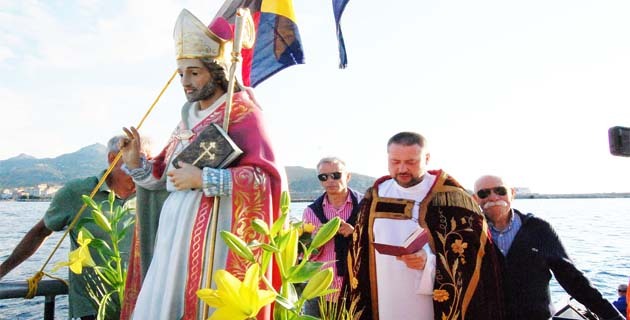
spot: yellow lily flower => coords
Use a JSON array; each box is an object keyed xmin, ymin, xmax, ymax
[
  {"xmin": 53, "ymin": 230, "xmax": 96, "ymax": 274},
  {"xmin": 197, "ymin": 263, "xmax": 276, "ymax": 320},
  {"xmin": 303, "ymin": 222, "xmax": 315, "ymax": 233}
]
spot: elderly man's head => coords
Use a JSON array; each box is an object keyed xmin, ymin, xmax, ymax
[{"xmin": 473, "ymin": 175, "xmax": 516, "ymax": 225}]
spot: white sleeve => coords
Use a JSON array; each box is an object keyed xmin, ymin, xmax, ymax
[
  {"xmin": 122, "ymin": 157, "xmax": 164, "ymax": 190},
  {"xmin": 415, "ymin": 243, "xmax": 436, "ymax": 295}
]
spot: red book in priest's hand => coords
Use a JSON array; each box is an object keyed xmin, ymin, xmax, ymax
[{"xmin": 372, "ymin": 226, "xmax": 429, "ymax": 256}]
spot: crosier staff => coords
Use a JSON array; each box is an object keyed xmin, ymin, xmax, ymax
[
  {"xmin": 202, "ymin": 7, "xmax": 255, "ymax": 318},
  {"xmin": 22, "ymin": 70, "xmax": 178, "ymax": 299}
]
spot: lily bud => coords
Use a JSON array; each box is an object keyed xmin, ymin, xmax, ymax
[
  {"xmin": 310, "ymin": 217, "xmax": 340, "ymax": 249},
  {"xmin": 221, "ymin": 231, "xmax": 255, "ymax": 262},
  {"xmin": 301, "ymin": 268, "xmax": 333, "ymax": 300},
  {"xmin": 252, "ymin": 218, "xmax": 270, "ymax": 236},
  {"xmin": 92, "ymin": 210, "xmax": 112, "ymax": 233}
]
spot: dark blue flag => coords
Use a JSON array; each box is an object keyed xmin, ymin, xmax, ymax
[{"xmin": 332, "ymin": 0, "xmax": 350, "ymax": 68}]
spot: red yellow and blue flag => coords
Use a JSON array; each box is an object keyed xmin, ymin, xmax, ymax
[{"xmin": 215, "ymin": 0, "xmax": 305, "ymax": 87}]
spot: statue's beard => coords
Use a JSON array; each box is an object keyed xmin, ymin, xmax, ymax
[{"xmin": 186, "ymin": 81, "xmax": 217, "ymax": 102}]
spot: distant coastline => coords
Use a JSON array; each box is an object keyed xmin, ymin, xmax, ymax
[
  {"xmin": 4, "ymin": 147, "xmax": 630, "ymax": 201},
  {"xmin": 4, "ymin": 193, "xmax": 630, "ymax": 203}
]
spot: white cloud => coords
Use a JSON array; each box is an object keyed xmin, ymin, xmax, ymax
[{"xmin": 0, "ymin": 0, "xmax": 219, "ymax": 71}]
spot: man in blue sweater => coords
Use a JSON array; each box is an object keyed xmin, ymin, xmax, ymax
[
  {"xmin": 613, "ymin": 284, "xmax": 627, "ymax": 316},
  {"xmin": 472, "ymin": 174, "xmax": 624, "ymax": 320}
]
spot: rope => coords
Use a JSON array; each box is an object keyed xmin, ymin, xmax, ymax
[
  {"xmin": 25, "ymin": 69, "xmax": 179, "ymax": 299},
  {"xmin": 26, "ymin": 271, "xmax": 69, "ymax": 299}
]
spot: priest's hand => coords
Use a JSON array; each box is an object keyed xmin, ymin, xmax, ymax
[
  {"xmin": 168, "ymin": 162, "xmax": 202, "ymax": 190},
  {"xmin": 396, "ymin": 249, "xmax": 427, "ymax": 270},
  {"xmin": 120, "ymin": 126, "xmax": 143, "ymax": 169}
]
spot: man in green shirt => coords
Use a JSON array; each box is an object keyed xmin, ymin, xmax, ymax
[{"xmin": 0, "ymin": 135, "xmax": 139, "ymax": 320}]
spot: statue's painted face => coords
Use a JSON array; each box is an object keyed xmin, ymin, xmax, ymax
[{"xmin": 177, "ymin": 59, "xmax": 217, "ymax": 103}]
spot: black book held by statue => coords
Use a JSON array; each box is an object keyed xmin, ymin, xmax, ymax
[{"xmin": 172, "ymin": 123, "xmax": 243, "ymax": 169}]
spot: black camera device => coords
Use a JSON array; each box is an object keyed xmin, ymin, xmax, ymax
[{"xmin": 608, "ymin": 126, "xmax": 630, "ymax": 157}]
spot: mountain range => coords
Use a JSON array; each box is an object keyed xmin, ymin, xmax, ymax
[{"xmin": 0, "ymin": 144, "xmax": 376, "ymax": 200}]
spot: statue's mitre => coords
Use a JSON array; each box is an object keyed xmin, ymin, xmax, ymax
[{"xmin": 173, "ymin": 9, "xmax": 233, "ymax": 60}]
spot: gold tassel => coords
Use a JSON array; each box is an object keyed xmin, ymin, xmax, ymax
[{"xmin": 431, "ymin": 190, "xmax": 480, "ymax": 213}]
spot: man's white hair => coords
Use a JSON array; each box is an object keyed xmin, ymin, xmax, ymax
[{"xmin": 316, "ymin": 156, "xmax": 347, "ymax": 172}]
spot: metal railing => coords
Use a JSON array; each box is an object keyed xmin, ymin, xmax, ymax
[{"xmin": 0, "ymin": 279, "xmax": 68, "ymax": 320}]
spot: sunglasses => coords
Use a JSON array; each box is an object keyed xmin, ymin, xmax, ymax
[
  {"xmin": 317, "ymin": 172, "xmax": 342, "ymax": 182},
  {"xmin": 476, "ymin": 186, "xmax": 508, "ymax": 199}
]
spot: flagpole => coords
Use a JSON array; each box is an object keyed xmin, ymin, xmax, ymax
[{"xmin": 203, "ymin": 8, "xmax": 249, "ymax": 318}]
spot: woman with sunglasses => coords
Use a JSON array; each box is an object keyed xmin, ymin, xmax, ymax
[{"xmin": 473, "ymin": 174, "xmax": 623, "ymax": 320}]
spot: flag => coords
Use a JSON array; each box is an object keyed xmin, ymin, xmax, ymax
[
  {"xmin": 215, "ymin": 0, "xmax": 305, "ymax": 87},
  {"xmin": 332, "ymin": 0, "xmax": 350, "ymax": 68}
]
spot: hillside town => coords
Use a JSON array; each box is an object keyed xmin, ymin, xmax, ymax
[{"xmin": 0, "ymin": 184, "xmax": 62, "ymax": 201}]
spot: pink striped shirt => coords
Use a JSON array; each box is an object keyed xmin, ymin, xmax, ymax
[{"xmin": 302, "ymin": 192, "xmax": 360, "ymax": 299}]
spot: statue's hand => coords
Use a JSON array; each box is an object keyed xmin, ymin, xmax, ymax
[{"xmin": 120, "ymin": 126, "xmax": 143, "ymax": 169}]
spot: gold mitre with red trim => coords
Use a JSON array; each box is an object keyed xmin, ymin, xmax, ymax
[{"xmin": 173, "ymin": 9, "xmax": 233, "ymax": 62}]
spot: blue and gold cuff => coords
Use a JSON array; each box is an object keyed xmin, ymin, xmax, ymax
[{"xmin": 202, "ymin": 167, "xmax": 232, "ymax": 197}]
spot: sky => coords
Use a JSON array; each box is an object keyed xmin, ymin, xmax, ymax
[{"xmin": 2, "ymin": 0, "xmax": 630, "ymax": 194}]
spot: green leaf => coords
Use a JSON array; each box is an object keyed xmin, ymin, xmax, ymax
[
  {"xmin": 89, "ymin": 239, "xmax": 114, "ymax": 257},
  {"xmin": 251, "ymin": 218, "xmax": 270, "ymax": 236},
  {"xmin": 119, "ymin": 226, "xmax": 130, "ymax": 242},
  {"xmin": 285, "ymin": 282, "xmax": 298, "ymax": 304},
  {"xmin": 259, "ymin": 243, "xmax": 280, "ymax": 253},
  {"xmin": 280, "ymin": 191, "xmax": 291, "ymax": 215},
  {"xmin": 79, "ymin": 228, "xmax": 95, "ymax": 240},
  {"xmin": 261, "ymin": 250, "xmax": 272, "ymax": 272},
  {"xmin": 317, "ymin": 288, "xmax": 338, "ymax": 296},
  {"xmin": 271, "ymin": 212, "xmax": 288, "ymax": 238},
  {"xmin": 274, "ymin": 294, "xmax": 295, "ymax": 311},
  {"xmin": 93, "ymin": 267, "xmax": 116, "ymax": 286},
  {"xmin": 111, "ymin": 206, "xmax": 124, "ymax": 223},
  {"xmin": 281, "ymin": 228, "xmax": 299, "ymax": 273},
  {"xmin": 220, "ymin": 231, "xmax": 255, "ymax": 262},
  {"xmin": 310, "ymin": 217, "xmax": 341, "ymax": 249},
  {"xmin": 275, "ymin": 231, "xmax": 290, "ymax": 253},
  {"xmin": 75, "ymin": 217, "xmax": 94, "ymax": 231},
  {"xmin": 121, "ymin": 218, "xmax": 135, "ymax": 231},
  {"xmin": 288, "ymin": 261, "xmax": 324, "ymax": 283}
]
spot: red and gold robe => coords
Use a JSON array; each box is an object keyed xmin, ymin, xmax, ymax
[{"xmin": 121, "ymin": 89, "xmax": 282, "ymax": 320}]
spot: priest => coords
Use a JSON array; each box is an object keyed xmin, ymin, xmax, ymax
[{"xmin": 346, "ymin": 132, "xmax": 504, "ymax": 320}]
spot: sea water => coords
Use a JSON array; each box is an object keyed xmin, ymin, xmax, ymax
[{"xmin": 1, "ymin": 199, "xmax": 629, "ymax": 319}]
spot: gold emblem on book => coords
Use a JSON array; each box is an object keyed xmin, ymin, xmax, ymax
[
  {"xmin": 172, "ymin": 123, "xmax": 243, "ymax": 169},
  {"xmin": 193, "ymin": 141, "xmax": 217, "ymax": 166}
]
